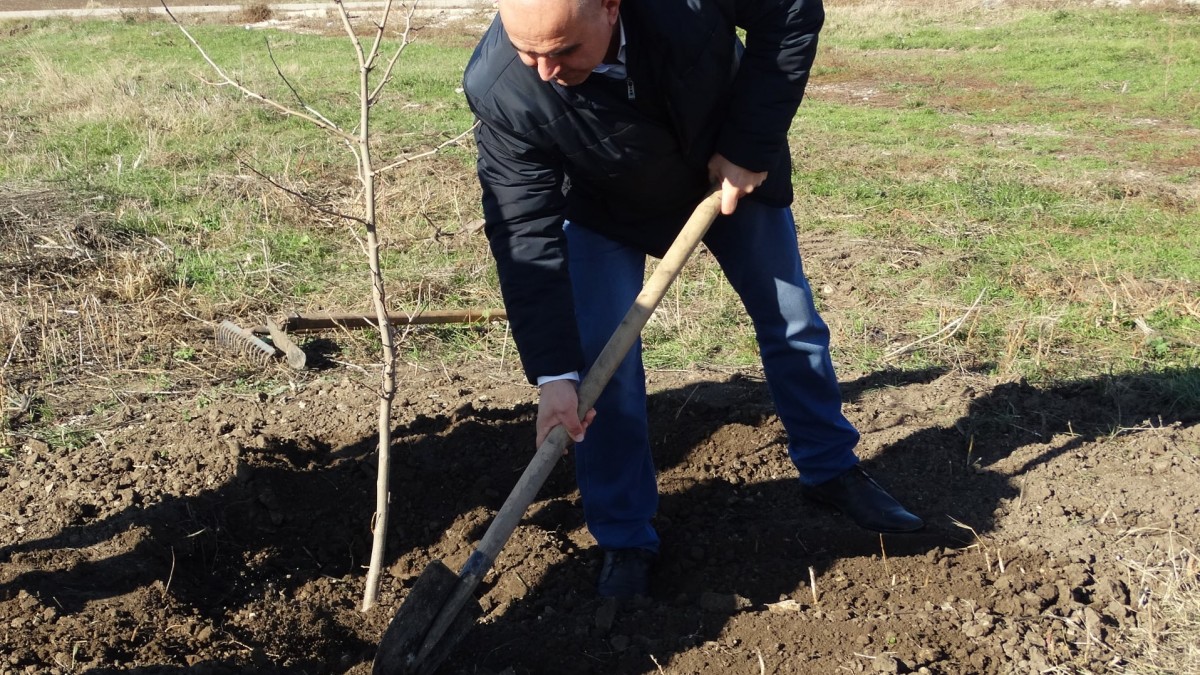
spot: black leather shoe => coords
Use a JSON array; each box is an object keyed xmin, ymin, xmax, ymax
[
  {"xmin": 597, "ymin": 548, "xmax": 656, "ymax": 599},
  {"xmin": 802, "ymin": 466, "xmax": 924, "ymax": 533}
]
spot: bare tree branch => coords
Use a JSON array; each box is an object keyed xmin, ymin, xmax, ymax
[
  {"xmin": 159, "ymin": 1, "xmax": 354, "ymax": 143},
  {"xmin": 374, "ymin": 122, "xmax": 478, "ymax": 176},
  {"xmin": 882, "ymin": 288, "xmax": 987, "ymax": 362},
  {"xmin": 369, "ymin": 2, "xmax": 418, "ymax": 105},
  {"xmin": 264, "ymin": 36, "xmax": 341, "ymax": 131},
  {"xmin": 238, "ymin": 158, "xmax": 370, "ymax": 227},
  {"xmin": 365, "ymin": 0, "xmax": 396, "ymax": 71},
  {"xmin": 333, "ymin": 0, "xmax": 369, "ymax": 70}
]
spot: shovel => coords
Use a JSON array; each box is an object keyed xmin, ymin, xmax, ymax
[{"xmin": 372, "ymin": 190, "xmax": 723, "ymax": 675}]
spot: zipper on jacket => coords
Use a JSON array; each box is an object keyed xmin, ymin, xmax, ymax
[{"xmin": 626, "ymin": 78, "xmax": 636, "ymax": 101}]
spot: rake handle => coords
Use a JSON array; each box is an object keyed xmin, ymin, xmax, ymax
[{"xmin": 253, "ymin": 310, "xmax": 507, "ymax": 334}]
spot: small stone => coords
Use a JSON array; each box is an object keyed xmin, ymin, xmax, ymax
[
  {"xmin": 610, "ymin": 635, "xmax": 631, "ymax": 651},
  {"xmin": 1106, "ymin": 599, "xmax": 1128, "ymax": 621},
  {"xmin": 917, "ymin": 646, "xmax": 943, "ymax": 662},
  {"xmin": 1084, "ymin": 607, "xmax": 1105, "ymax": 640},
  {"xmin": 864, "ymin": 588, "xmax": 889, "ymax": 604},
  {"xmin": 873, "ymin": 655, "xmax": 900, "ymax": 673},
  {"xmin": 1036, "ymin": 584, "xmax": 1058, "ymax": 603},
  {"xmin": 962, "ymin": 621, "xmax": 990, "ymax": 638},
  {"xmin": 766, "ymin": 599, "xmax": 804, "ymax": 613}
]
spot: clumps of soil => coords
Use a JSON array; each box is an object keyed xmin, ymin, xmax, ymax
[{"xmin": 2, "ymin": 361, "xmax": 1197, "ymax": 674}]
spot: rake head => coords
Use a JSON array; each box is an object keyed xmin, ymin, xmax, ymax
[{"xmin": 215, "ymin": 320, "xmax": 276, "ymax": 367}]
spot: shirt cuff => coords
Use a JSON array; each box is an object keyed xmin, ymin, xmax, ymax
[{"xmin": 536, "ymin": 372, "xmax": 581, "ymax": 387}]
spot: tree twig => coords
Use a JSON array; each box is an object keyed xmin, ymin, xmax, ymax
[
  {"xmin": 264, "ymin": 36, "xmax": 341, "ymax": 131},
  {"xmin": 369, "ymin": 1, "xmax": 418, "ymax": 105},
  {"xmin": 882, "ymin": 288, "xmax": 987, "ymax": 362},
  {"xmin": 237, "ymin": 158, "xmax": 370, "ymax": 226},
  {"xmin": 159, "ymin": 1, "xmax": 355, "ymax": 143},
  {"xmin": 374, "ymin": 122, "xmax": 477, "ymax": 176},
  {"xmin": 364, "ymin": 0, "xmax": 396, "ymax": 70},
  {"xmin": 333, "ymin": 0, "xmax": 369, "ymax": 70}
]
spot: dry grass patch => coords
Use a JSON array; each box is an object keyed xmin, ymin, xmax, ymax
[
  {"xmin": 0, "ymin": 185, "xmax": 205, "ymax": 384},
  {"xmin": 1120, "ymin": 532, "xmax": 1200, "ymax": 673},
  {"xmin": 236, "ymin": 2, "xmax": 273, "ymax": 24}
]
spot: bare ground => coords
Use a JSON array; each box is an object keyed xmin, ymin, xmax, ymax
[{"xmin": 1, "ymin": 183, "xmax": 1197, "ymax": 675}]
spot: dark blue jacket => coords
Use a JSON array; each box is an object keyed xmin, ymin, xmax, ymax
[{"xmin": 463, "ymin": 0, "xmax": 824, "ymax": 383}]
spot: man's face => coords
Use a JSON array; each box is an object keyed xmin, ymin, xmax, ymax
[{"xmin": 498, "ymin": 0, "xmax": 620, "ymax": 87}]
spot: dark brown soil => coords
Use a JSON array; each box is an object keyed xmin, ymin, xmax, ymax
[
  {"xmin": 5, "ymin": 356, "xmax": 1198, "ymax": 675},
  {"xmin": 1, "ymin": 192, "xmax": 1198, "ymax": 674}
]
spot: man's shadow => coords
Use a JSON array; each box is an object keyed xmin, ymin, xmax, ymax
[
  {"xmin": 434, "ymin": 365, "xmax": 1198, "ymax": 674},
  {"xmin": 6, "ymin": 365, "xmax": 1193, "ymax": 673},
  {"xmin": 3, "ymin": 366, "xmax": 943, "ymax": 674}
]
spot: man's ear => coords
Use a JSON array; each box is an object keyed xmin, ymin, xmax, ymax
[{"xmin": 602, "ymin": 0, "xmax": 621, "ymax": 24}]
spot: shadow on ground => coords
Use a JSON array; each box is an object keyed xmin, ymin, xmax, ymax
[{"xmin": 1, "ymin": 366, "xmax": 1194, "ymax": 673}]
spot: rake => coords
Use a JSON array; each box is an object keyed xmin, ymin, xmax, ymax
[{"xmin": 214, "ymin": 309, "xmax": 509, "ymax": 369}]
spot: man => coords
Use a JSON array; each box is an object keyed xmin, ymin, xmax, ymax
[{"xmin": 463, "ymin": 0, "xmax": 923, "ymax": 600}]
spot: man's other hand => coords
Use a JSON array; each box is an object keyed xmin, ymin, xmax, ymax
[
  {"xmin": 708, "ymin": 153, "xmax": 768, "ymax": 216},
  {"xmin": 536, "ymin": 379, "xmax": 597, "ymax": 448}
]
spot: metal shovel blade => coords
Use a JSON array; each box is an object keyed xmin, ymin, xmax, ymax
[{"xmin": 372, "ymin": 560, "xmax": 483, "ymax": 675}]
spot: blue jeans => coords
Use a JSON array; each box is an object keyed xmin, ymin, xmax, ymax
[{"xmin": 565, "ymin": 200, "xmax": 860, "ymax": 552}]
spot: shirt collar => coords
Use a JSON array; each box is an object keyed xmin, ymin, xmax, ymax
[{"xmin": 591, "ymin": 19, "xmax": 627, "ymax": 78}]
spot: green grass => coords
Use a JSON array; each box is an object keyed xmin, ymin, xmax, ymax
[
  {"xmin": 0, "ymin": 5, "xmax": 1197, "ymax": 406},
  {"xmin": 0, "ymin": 17, "xmax": 479, "ymax": 313},
  {"xmin": 787, "ymin": 3, "xmax": 1199, "ymax": 393}
]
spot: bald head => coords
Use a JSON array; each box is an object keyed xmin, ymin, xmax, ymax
[{"xmin": 499, "ymin": 0, "xmax": 621, "ymax": 86}]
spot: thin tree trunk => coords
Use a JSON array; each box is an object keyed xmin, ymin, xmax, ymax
[{"xmin": 359, "ymin": 41, "xmax": 396, "ymax": 612}]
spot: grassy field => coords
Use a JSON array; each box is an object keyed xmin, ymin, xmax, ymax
[
  {"xmin": 0, "ymin": 1, "xmax": 1197, "ymax": 394},
  {"xmin": 0, "ymin": 2, "xmax": 1197, "ymax": 672}
]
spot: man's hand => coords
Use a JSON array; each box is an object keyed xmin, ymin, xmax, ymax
[
  {"xmin": 536, "ymin": 379, "xmax": 597, "ymax": 448},
  {"xmin": 708, "ymin": 153, "xmax": 768, "ymax": 216}
]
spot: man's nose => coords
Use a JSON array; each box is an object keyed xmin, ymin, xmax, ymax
[{"xmin": 536, "ymin": 56, "xmax": 559, "ymax": 82}]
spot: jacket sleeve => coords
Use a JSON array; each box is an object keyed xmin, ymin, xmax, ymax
[
  {"xmin": 715, "ymin": 0, "xmax": 824, "ymax": 173},
  {"xmin": 474, "ymin": 117, "xmax": 585, "ymax": 384}
]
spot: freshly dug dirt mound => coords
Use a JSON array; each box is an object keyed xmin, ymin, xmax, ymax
[{"xmin": 3, "ymin": 359, "xmax": 1197, "ymax": 674}]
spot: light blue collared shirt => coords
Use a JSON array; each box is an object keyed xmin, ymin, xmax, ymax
[{"xmin": 590, "ymin": 20, "xmax": 627, "ymax": 80}]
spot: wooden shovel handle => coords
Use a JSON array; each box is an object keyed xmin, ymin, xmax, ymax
[{"xmin": 471, "ymin": 190, "xmax": 723, "ymax": 569}]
